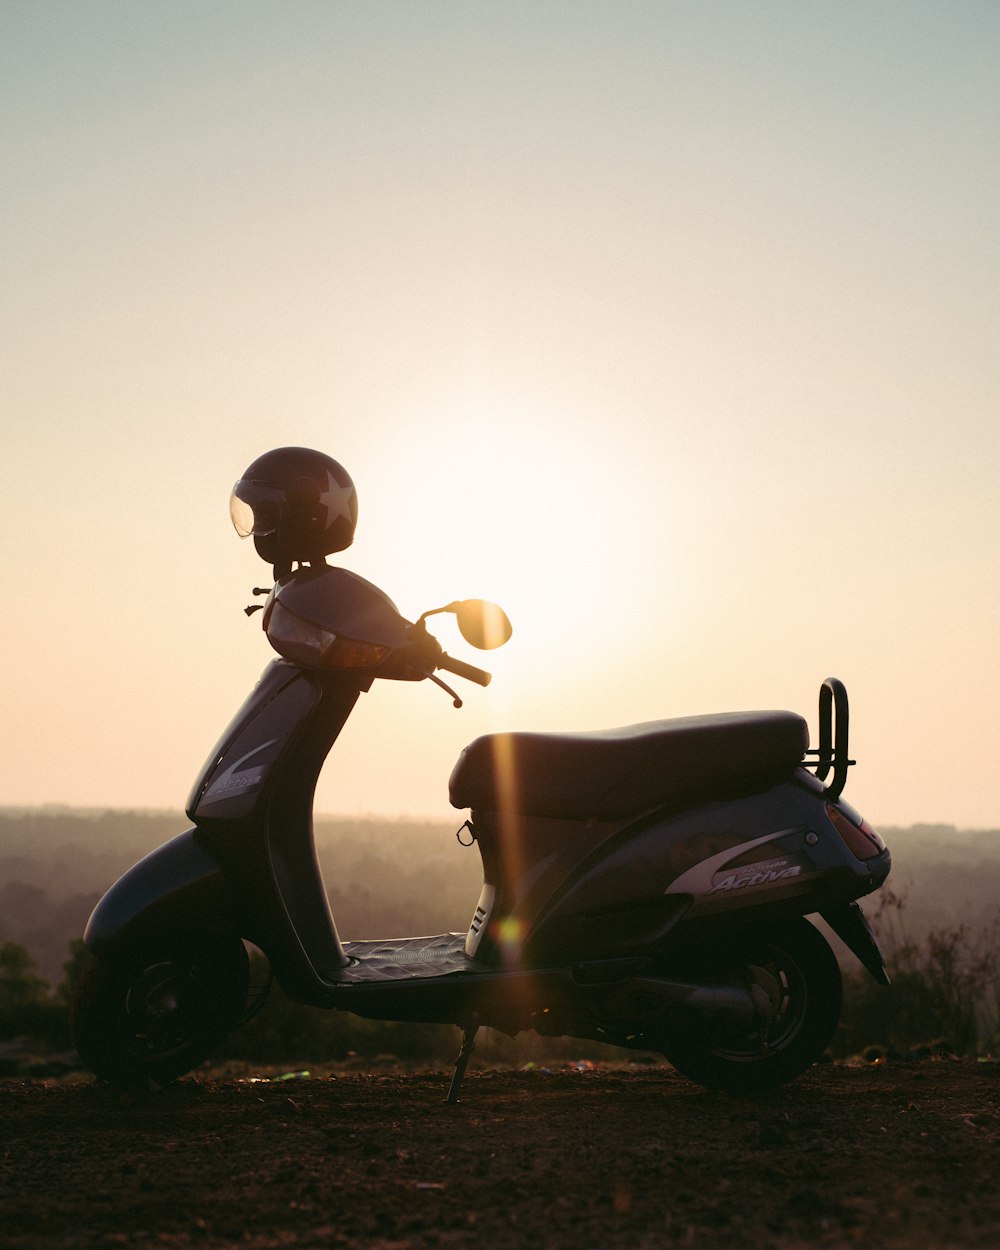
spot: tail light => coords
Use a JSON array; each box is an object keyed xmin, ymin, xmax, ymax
[{"xmin": 826, "ymin": 803, "xmax": 886, "ymax": 860}]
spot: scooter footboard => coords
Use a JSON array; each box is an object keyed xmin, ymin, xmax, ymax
[{"xmin": 83, "ymin": 828, "xmax": 239, "ymax": 957}]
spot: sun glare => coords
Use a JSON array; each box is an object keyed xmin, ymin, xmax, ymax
[{"xmin": 358, "ymin": 404, "xmax": 643, "ymax": 655}]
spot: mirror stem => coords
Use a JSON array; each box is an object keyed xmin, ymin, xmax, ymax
[{"xmin": 416, "ymin": 602, "xmax": 461, "ymax": 625}]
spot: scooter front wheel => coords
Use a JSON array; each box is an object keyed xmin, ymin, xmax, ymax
[
  {"xmin": 660, "ymin": 917, "xmax": 842, "ymax": 1093},
  {"xmin": 71, "ymin": 939, "xmax": 249, "ymax": 1089}
]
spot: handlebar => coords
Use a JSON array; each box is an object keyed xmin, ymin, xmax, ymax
[{"xmin": 438, "ymin": 653, "xmax": 492, "ymax": 687}]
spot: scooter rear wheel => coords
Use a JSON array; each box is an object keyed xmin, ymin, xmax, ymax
[
  {"xmin": 660, "ymin": 916, "xmax": 842, "ymax": 1093},
  {"xmin": 71, "ymin": 939, "xmax": 249, "ymax": 1090}
]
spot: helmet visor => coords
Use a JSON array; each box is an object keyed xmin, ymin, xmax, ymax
[{"xmin": 229, "ymin": 480, "xmax": 288, "ymax": 538}]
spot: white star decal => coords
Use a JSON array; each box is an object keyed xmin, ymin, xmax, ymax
[{"xmin": 317, "ymin": 470, "xmax": 356, "ymax": 526}]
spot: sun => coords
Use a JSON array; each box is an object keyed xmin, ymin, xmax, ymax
[{"xmin": 356, "ymin": 403, "xmax": 642, "ymax": 660}]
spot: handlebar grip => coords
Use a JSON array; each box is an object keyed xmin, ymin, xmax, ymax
[{"xmin": 438, "ymin": 653, "xmax": 492, "ymax": 687}]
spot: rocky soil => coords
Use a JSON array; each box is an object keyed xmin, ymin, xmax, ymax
[{"xmin": 2, "ymin": 1059, "xmax": 999, "ymax": 1249}]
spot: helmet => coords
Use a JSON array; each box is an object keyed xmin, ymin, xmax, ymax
[{"xmin": 230, "ymin": 447, "xmax": 358, "ymax": 571}]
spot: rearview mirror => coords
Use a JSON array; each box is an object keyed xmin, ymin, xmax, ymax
[{"xmin": 453, "ymin": 600, "xmax": 512, "ymax": 650}]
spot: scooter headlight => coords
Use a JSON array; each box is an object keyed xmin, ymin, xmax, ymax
[{"xmin": 265, "ymin": 600, "xmax": 391, "ymax": 670}]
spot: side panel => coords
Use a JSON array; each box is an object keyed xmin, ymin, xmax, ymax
[
  {"xmin": 519, "ymin": 778, "xmax": 887, "ymax": 964},
  {"xmin": 83, "ymin": 829, "xmax": 236, "ymax": 957}
]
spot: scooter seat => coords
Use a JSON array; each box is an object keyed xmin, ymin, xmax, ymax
[{"xmin": 449, "ymin": 711, "xmax": 808, "ymax": 820}]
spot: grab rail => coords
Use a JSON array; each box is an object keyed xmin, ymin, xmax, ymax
[{"xmin": 802, "ymin": 677, "xmax": 854, "ymax": 800}]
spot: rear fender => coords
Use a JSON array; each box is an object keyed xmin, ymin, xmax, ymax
[
  {"xmin": 83, "ymin": 828, "xmax": 238, "ymax": 958},
  {"xmin": 821, "ymin": 901, "xmax": 890, "ymax": 985}
]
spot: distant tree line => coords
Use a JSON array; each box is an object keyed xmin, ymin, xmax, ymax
[
  {"xmin": 2, "ymin": 810, "xmax": 999, "ymax": 1069},
  {"xmin": 833, "ymin": 888, "xmax": 1000, "ymax": 1059},
  {"xmin": 0, "ymin": 808, "xmax": 479, "ymax": 981}
]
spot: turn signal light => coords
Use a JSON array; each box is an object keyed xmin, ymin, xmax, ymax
[{"xmin": 323, "ymin": 637, "xmax": 391, "ymax": 669}]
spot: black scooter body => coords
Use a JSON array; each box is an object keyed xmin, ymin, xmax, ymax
[
  {"xmin": 80, "ymin": 564, "xmax": 891, "ymax": 1090},
  {"xmin": 462, "ymin": 776, "xmax": 888, "ymax": 968},
  {"xmin": 84, "ymin": 829, "xmax": 234, "ymax": 958}
]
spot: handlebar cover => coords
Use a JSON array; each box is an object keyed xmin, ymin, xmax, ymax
[{"xmin": 438, "ymin": 653, "xmax": 492, "ymax": 687}]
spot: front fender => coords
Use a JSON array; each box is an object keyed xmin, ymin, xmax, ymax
[{"xmin": 84, "ymin": 828, "xmax": 237, "ymax": 958}]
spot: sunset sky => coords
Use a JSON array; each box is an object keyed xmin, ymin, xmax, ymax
[{"xmin": 3, "ymin": 2, "xmax": 998, "ymax": 830}]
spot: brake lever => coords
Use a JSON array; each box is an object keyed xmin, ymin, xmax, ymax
[{"xmin": 427, "ymin": 673, "xmax": 463, "ymax": 709}]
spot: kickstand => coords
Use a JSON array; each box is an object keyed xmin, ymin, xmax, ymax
[{"xmin": 445, "ymin": 1024, "xmax": 479, "ymax": 1105}]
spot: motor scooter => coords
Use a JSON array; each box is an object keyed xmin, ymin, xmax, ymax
[{"xmin": 72, "ymin": 562, "xmax": 891, "ymax": 1098}]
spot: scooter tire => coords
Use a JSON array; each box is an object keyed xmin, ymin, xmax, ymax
[
  {"xmin": 71, "ymin": 939, "xmax": 249, "ymax": 1090},
  {"xmin": 660, "ymin": 916, "xmax": 842, "ymax": 1094}
]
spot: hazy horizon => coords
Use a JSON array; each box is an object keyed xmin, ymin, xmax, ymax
[
  {"xmin": 2, "ymin": 804, "xmax": 997, "ymax": 842},
  {"xmin": 3, "ymin": 3, "xmax": 998, "ymax": 829}
]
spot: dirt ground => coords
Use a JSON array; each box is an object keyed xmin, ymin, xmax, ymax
[{"xmin": 2, "ymin": 1059, "xmax": 999, "ymax": 1250}]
